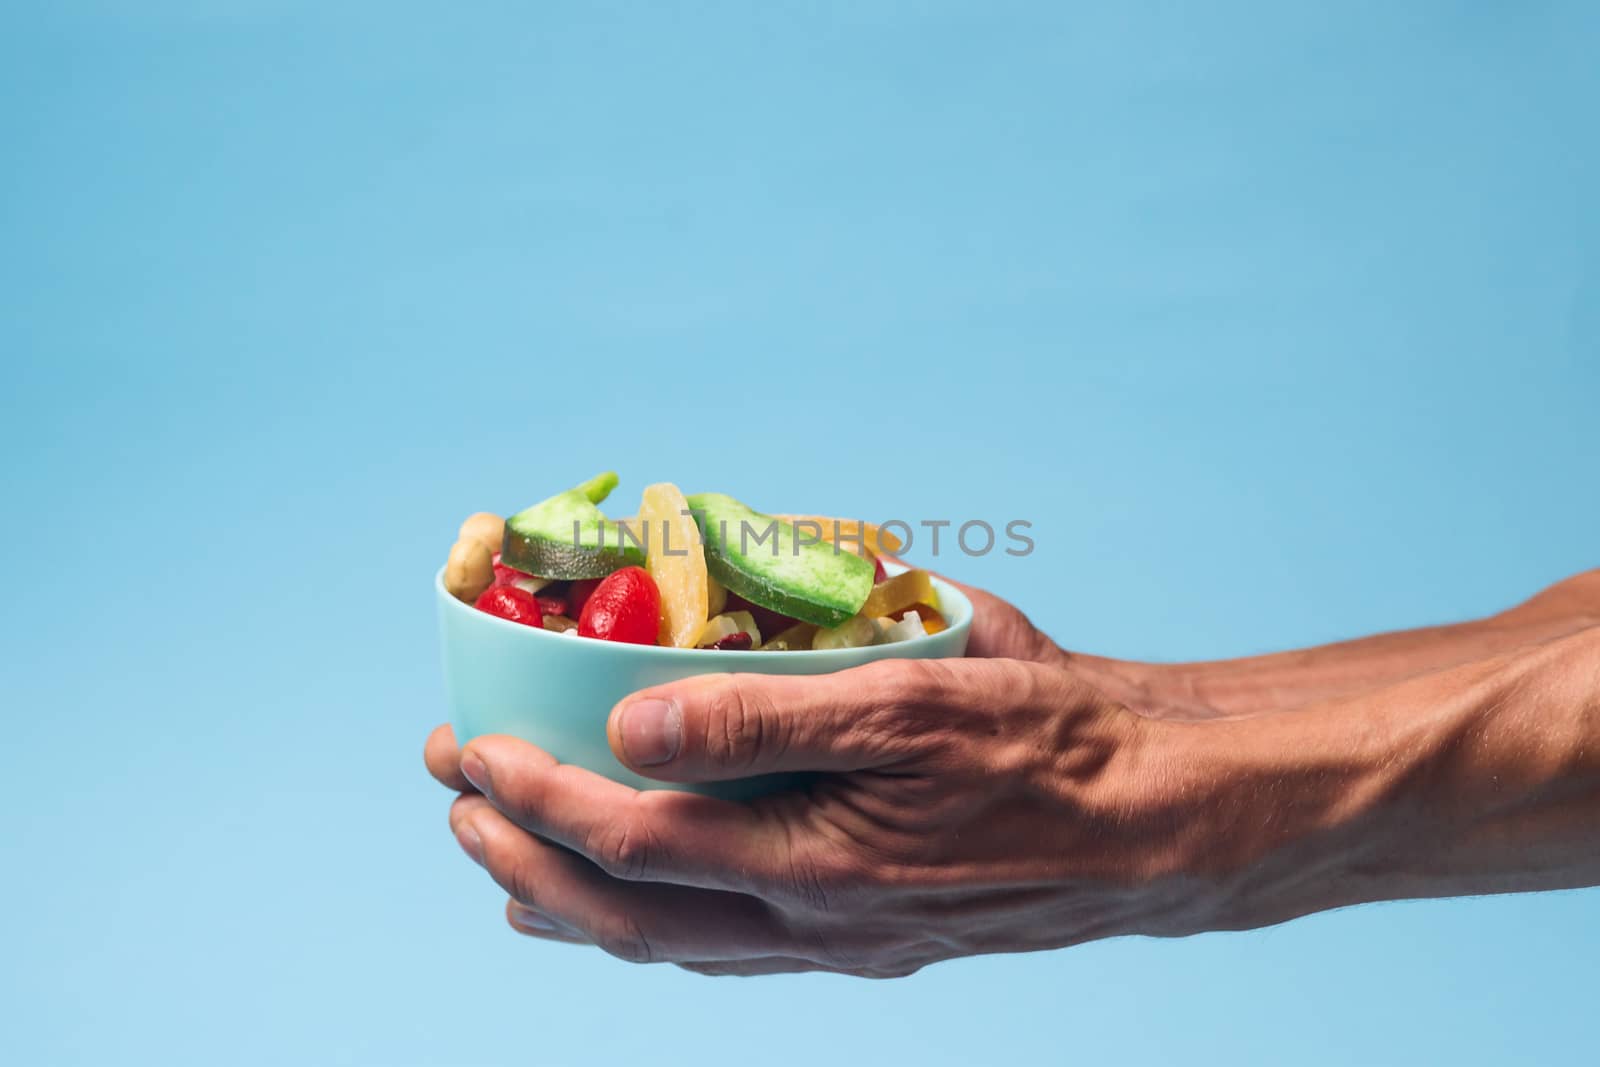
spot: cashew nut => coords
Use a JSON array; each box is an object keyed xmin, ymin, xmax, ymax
[
  {"xmin": 457, "ymin": 512, "xmax": 505, "ymax": 555},
  {"xmin": 445, "ymin": 537, "xmax": 494, "ymax": 603}
]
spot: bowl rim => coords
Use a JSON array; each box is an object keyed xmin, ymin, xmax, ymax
[{"xmin": 435, "ymin": 561, "xmax": 973, "ymax": 660}]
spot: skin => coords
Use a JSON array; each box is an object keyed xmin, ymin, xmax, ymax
[{"xmin": 426, "ymin": 568, "xmax": 1600, "ymax": 977}]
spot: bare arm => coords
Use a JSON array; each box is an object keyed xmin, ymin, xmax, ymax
[
  {"xmin": 1072, "ymin": 569, "xmax": 1600, "ymax": 718},
  {"xmin": 1172, "ymin": 623, "xmax": 1600, "ymax": 924}
]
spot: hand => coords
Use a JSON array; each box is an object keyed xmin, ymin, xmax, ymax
[
  {"xmin": 425, "ymin": 573, "xmax": 1600, "ymax": 977},
  {"xmin": 418, "ymin": 575, "xmax": 1310, "ymax": 974},
  {"xmin": 426, "ymin": 657, "xmax": 1242, "ymax": 977}
]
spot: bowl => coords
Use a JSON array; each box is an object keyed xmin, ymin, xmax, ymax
[{"xmin": 436, "ymin": 565, "xmax": 972, "ymax": 797}]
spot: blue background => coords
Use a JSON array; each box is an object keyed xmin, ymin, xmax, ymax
[{"xmin": 3, "ymin": 2, "xmax": 1596, "ymax": 1064}]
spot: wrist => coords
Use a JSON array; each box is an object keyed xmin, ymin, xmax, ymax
[
  {"xmin": 1145, "ymin": 627, "xmax": 1600, "ymax": 933},
  {"xmin": 1141, "ymin": 705, "xmax": 1399, "ymax": 933}
]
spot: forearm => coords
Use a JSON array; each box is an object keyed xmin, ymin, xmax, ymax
[
  {"xmin": 1166, "ymin": 624, "xmax": 1600, "ymax": 932},
  {"xmin": 1080, "ymin": 569, "xmax": 1600, "ymax": 718}
]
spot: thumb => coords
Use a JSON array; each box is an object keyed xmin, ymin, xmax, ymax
[{"xmin": 607, "ymin": 659, "xmax": 944, "ymax": 782}]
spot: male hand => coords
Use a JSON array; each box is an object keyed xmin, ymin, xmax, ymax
[
  {"xmin": 427, "ymin": 657, "xmax": 1213, "ymax": 977},
  {"xmin": 425, "ymin": 573, "xmax": 1600, "ymax": 976}
]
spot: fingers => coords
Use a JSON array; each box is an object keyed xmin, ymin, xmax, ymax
[
  {"xmin": 458, "ymin": 733, "xmax": 791, "ymax": 895},
  {"xmin": 940, "ymin": 580, "xmax": 1062, "ymax": 663},
  {"xmin": 675, "ymin": 957, "xmax": 835, "ymax": 978},
  {"xmin": 425, "ymin": 723, "xmax": 474, "ymax": 792},
  {"xmin": 500, "ymin": 902, "xmax": 846, "ymax": 977},
  {"xmin": 504, "ymin": 901, "xmax": 880, "ymax": 979},
  {"xmin": 450, "ymin": 795, "xmax": 797, "ymax": 964},
  {"xmin": 879, "ymin": 554, "xmax": 1063, "ymax": 664},
  {"xmin": 676, "ymin": 957, "xmax": 922, "ymax": 979},
  {"xmin": 505, "ymin": 899, "xmax": 591, "ymax": 944},
  {"xmin": 606, "ymin": 659, "xmax": 943, "ymax": 781},
  {"xmin": 501, "ymin": 899, "xmax": 871, "ymax": 979}
]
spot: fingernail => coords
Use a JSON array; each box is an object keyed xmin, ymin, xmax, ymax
[
  {"xmin": 460, "ymin": 751, "xmax": 491, "ymax": 797},
  {"xmin": 509, "ymin": 904, "xmax": 557, "ymax": 932},
  {"xmin": 455, "ymin": 822, "xmax": 485, "ymax": 866},
  {"xmin": 619, "ymin": 698, "xmax": 681, "ymax": 766}
]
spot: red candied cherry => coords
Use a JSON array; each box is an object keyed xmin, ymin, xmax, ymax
[
  {"xmin": 577, "ymin": 567, "xmax": 660, "ymax": 645},
  {"xmin": 474, "ymin": 584, "xmax": 544, "ymax": 628}
]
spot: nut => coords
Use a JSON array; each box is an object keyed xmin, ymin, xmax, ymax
[
  {"xmin": 458, "ymin": 512, "xmax": 505, "ymax": 555},
  {"xmin": 445, "ymin": 537, "xmax": 494, "ymax": 603}
]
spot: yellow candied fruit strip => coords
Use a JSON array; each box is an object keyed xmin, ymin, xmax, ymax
[
  {"xmin": 861, "ymin": 569, "xmax": 937, "ymax": 619},
  {"xmin": 639, "ymin": 485, "xmax": 709, "ymax": 648}
]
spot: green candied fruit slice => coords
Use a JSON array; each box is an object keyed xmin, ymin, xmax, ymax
[
  {"xmin": 501, "ymin": 471, "xmax": 645, "ymax": 580},
  {"xmin": 685, "ymin": 492, "xmax": 874, "ymax": 628}
]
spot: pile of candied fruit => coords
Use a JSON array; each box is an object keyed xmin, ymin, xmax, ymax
[{"xmin": 443, "ymin": 473, "xmax": 947, "ymax": 652}]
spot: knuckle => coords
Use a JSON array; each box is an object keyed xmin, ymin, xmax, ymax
[
  {"xmin": 781, "ymin": 839, "xmax": 880, "ymax": 914},
  {"xmin": 810, "ymin": 929, "xmax": 933, "ymax": 978},
  {"xmin": 902, "ymin": 655, "xmax": 958, "ymax": 690},
  {"xmin": 501, "ymin": 850, "xmax": 543, "ymax": 909},
  {"xmin": 701, "ymin": 677, "xmax": 785, "ymax": 770},
  {"xmin": 498, "ymin": 776, "xmax": 547, "ymax": 830},
  {"xmin": 902, "ymin": 655, "xmax": 971, "ymax": 697},
  {"xmin": 847, "ymin": 662, "xmax": 966, "ymax": 761},
  {"xmin": 583, "ymin": 813, "xmax": 655, "ymax": 881},
  {"xmin": 852, "ymin": 663, "xmax": 937, "ymax": 735},
  {"xmin": 593, "ymin": 911, "xmax": 656, "ymax": 964},
  {"xmin": 968, "ymin": 658, "xmax": 1041, "ymax": 710},
  {"xmin": 795, "ymin": 922, "xmax": 869, "ymax": 973}
]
